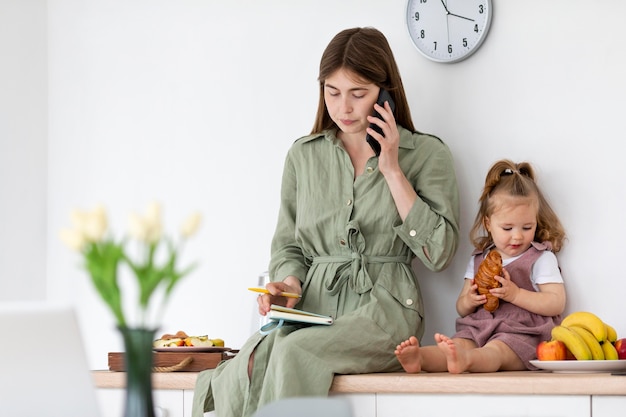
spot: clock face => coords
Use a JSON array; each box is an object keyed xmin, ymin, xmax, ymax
[{"xmin": 406, "ymin": 0, "xmax": 492, "ymax": 63}]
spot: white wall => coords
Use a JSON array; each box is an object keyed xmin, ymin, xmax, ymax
[
  {"xmin": 0, "ymin": 0, "xmax": 47, "ymax": 301},
  {"xmin": 3, "ymin": 0, "xmax": 626, "ymax": 370}
]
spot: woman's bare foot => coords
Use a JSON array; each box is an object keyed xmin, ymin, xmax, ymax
[
  {"xmin": 395, "ymin": 336, "xmax": 422, "ymax": 373},
  {"xmin": 435, "ymin": 333, "xmax": 471, "ymax": 374}
]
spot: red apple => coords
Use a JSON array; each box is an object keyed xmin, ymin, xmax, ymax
[
  {"xmin": 536, "ymin": 340, "xmax": 568, "ymax": 361},
  {"xmin": 614, "ymin": 338, "xmax": 626, "ymax": 360}
]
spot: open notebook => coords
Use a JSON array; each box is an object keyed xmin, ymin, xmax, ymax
[{"xmin": 0, "ymin": 302, "xmax": 101, "ymax": 417}]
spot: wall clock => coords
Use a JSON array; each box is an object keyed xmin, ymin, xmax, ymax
[{"xmin": 406, "ymin": 0, "xmax": 492, "ymax": 63}]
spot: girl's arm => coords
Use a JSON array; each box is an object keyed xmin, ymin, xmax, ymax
[{"xmin": 492, "ymin": 269, "xmax": 566, "ymax": 316}]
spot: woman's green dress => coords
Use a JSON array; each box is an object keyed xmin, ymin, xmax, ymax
[{"xmin": 193, "ymin": 127, "xmax": 460, "ymax": 417}]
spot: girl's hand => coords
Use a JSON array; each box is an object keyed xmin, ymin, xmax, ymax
[
  {"xmin": 490, "ymin": 268, "xmax": 520, "ymax": 303},
  {"xmin": 456, "ymin": 279, "xmax": 486, "ymax": 316},
  {"xmin": 466, "ymin": 280, "xmax": 487, "ymax": 308},
  {"xmin": 257, "ymin": 275, "xmax": 302, "ymax": 315},
  {"xmin": 367, "ymin": 101, "xmax": 400, "ymax": 174}
]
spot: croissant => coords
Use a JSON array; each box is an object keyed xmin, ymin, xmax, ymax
[{"xmin": 474, "ymin": 250, "xmax": 503, "ymax": 312}]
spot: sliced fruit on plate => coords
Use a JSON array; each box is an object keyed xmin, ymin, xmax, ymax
[
  {"xmin": 153, "ymin": 338, "xmax": 185, "ymax": 348},
  {"xmin": 184, "ymin": 335, "xmax": 214, "ymax": 347}
]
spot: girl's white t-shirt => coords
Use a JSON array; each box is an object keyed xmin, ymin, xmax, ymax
[{"xmin": 464, "ymin": 250, "xmax": 562, "ymax": 291}]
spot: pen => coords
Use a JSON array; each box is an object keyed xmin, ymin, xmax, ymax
[{"xmin": 248, "ymin": 287, "xmax": 302, "ymax": 299}]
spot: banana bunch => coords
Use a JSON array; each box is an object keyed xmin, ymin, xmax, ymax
[{"xmin": 550, "ymin": 311, "xmax": 619, "ymax": 360}]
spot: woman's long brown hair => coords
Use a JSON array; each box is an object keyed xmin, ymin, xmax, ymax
[{"xmin": 311, "ymin": 27, "xmax": 415, "ymax": 134}]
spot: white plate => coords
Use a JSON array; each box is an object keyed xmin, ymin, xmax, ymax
[
  {"xmin": 530, "ymin": 359, "xmax": 626, "ymax": 373},
  {"xmin": 153, "ymin": 346, "xmax": 230, "ymax": 353}
]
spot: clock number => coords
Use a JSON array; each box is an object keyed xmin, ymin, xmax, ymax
[
  {"xmin": 448, "ymin": 44, "xmax": 452, "ymax": 54},
  {"xmin": 433, "ymin": 41, "xmax": 437, "ymax": 50},
  {"xmin": 413, "ymin": 12, "xmax": 420, "ymax": 22},
  {"xmin": 420, "ymin": 0, "xmax": 427, "ymax": 3},
  {"xmin": 463, "ymin": 38, "xmax": 468, "ymax": 47},
  {"xmin": 479, "ymin": 4, "xmax": 484, "ymax": 14},
  {"xmin": 474, "ymin": 24, "xmax": 479, "ymax": 33},
  {"xmin": 420, "ymin": 29, "xmax": 425, "ymax": 39}
]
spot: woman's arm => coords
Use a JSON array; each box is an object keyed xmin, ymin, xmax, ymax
[
  {"xmin": 389, "ymin": 135, "xmax": 461, "ymax": 271},
  {"xmin": 269, "ymin": 153, "xmax": 308, "ymax": 283}
]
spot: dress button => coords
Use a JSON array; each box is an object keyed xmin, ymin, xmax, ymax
[
  {"xmin": 366, "ymin": 166, "xmax": 374, "ymax": 173},
  {"xmin": 346, "ymin": 199, "xmax": 352, "ymax": 206},
  {"xmin": 406, "ymin": 299, "xmax": 414, "ymax": 306},
  {"xmin": 409, "ymin": 230, "xmax": 417, "ymax": 237},
  {"xmin": 339, "ymin": 239, "xmax": 346, "ymax": 246}
]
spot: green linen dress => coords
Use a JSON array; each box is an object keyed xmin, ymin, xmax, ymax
[{"xmin": 192, "ymin": 127, "xmax": 460, "ymax": 417}]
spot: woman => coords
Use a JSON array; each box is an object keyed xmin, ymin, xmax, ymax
[{"xmin": 193, "ymin": 27, "xmax": 460, "ymax": 417}]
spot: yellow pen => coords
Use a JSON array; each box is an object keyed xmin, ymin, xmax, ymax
[{"xmin": 248, "ymin": 287, "xmax": 302, "ymax": 299}]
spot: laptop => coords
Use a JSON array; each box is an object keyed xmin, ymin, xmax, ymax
[{"xmin": 0, "ymin": 302, "xmax": 101, "ymax": 417}]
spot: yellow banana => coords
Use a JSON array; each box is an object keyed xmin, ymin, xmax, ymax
[
  {"xmin": 602, "ymin": 340, "xmax": 619, "ymax": 360},
  {"xmin": 551, "ymin": 325, "xmax": 592, "ymax": 360},
  {"xmin": 561, "ymin": 311, "xmax": 607, "ymax": 342},
  {"xmin": 568, "ymin": 326, "xmax": 604, "ymax": 360},
  {"xmin": 605, "ymin": 323, "xmax": 618, "ymax": 343}
]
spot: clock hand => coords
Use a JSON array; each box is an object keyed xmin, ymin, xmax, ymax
[
  {"xmin": 439, "ymin": 0, "xmax": 451, "ymax": 44},
  {"xmin": 439, "ymin": 0, "xmax": 451, "ymax": 14},
  {"xmin": 448, "ymin": 12, "xmax": 474, "ymax": 22}
]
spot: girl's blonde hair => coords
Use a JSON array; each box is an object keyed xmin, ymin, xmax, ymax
[{"xmin": 470, "ymin": 159, "xmax": 566, "ymax": 252}]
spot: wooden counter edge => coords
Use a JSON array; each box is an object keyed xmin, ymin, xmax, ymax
[
  {"xmin": 92, "ymin": 370, "xmax": 626, "ymax": 396},
  {"xmin": 93, "ymin": 370, "xmax": 199, "ymax": 390},
  {"xmin": 330, "ymin": 371, "xmax": 626, "ymax": 395}
]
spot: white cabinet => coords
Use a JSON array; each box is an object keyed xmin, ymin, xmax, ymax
[
  {"xmin": 183, "ymin": 390, "xmax": 196, "ymax": 417},
  {"xmin": 97, "ymin": 388, "xmax": 186, "ymax": 417},
  {"xmin": 98, "ymin": 388, "xmax": 624, "ymax": 417},
  {"xmin": 376, "ymin": 394, "xmax": 590, "ymax": 417},
  {"xmin": 332, "ymin": 393, "xmax": 376, "ymax": 417},
  {"xmin": 592, "ymin": 396, "xmax": 626, "ymax": 417}
]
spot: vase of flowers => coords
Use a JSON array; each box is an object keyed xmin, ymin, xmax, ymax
[{"xmin": 60, "ymin": 202, "xmax": 201, "ymax": 417}]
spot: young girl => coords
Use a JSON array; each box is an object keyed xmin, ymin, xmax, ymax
[{"xmin": 395, "ymin": 159, "xmax": 566, "ymax": 373}]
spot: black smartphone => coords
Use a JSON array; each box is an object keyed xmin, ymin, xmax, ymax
[{"xmin": 365, "ymin": 89, "xmax": 396, "ymax": 156}]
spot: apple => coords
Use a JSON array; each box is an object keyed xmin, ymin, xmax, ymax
[
  {"xmin": 536, "ymin": 340, "xmax": 568, "ymax": 361},
  {"xmin": 614, "ymin": 338, "xmax": 626, "ymax": 360}
]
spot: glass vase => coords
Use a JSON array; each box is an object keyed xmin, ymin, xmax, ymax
[{"xmin": 118, "ymin": 326, "xmax": 157, "ymax": 417}]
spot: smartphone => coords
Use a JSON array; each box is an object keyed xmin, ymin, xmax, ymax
[{"xmin": 365, "ymin": 89, "xmax": 396, "ymax": 156}]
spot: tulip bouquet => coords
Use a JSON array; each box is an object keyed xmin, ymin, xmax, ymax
[{"xmin": 60, "ymin": 202, "xmax": 202, "ymax": 328}]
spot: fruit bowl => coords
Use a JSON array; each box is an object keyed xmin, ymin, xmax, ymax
[{"xmin": 530, "ymin": 359, "xmax": 626, "ymax": 373}]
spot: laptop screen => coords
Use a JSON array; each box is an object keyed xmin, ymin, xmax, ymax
[{"xmin": 0, "ymin": 303, "xmax": 101, "ymax": 417}]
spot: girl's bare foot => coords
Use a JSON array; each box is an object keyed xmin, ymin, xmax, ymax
[
  {"xmin": 435, "ymin": 333, "xmax": 470, "ymax": 374},
  {"xmin": 395, "ymin": 336, "xmax": 422, "ymax": 373}
]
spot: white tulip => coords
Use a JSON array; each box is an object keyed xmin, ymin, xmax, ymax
[
  {"xmin": 180, "ymin": 212, "xmax": 202, "ymax": 238},
  {"xmin": 82, "ymin": 205, "xmax": 108, "ymax": 242},
  {"xmin": 128, "ymin": 213, "xmax": 148, "ymax": 242},
  {"xmin": 143, "ymin": 202, "xmax": 163, "ymax": 244},
  {"xmin": 59, "ymin": 228, "xmax": 86, "ymax": 251},
  {"xmin": 128, "ymin": 202, "xmax": 163, "ymax": 244}
]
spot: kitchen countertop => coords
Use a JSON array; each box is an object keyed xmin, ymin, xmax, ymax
[{"xmin": 92, "ymin": 370, "xmax": 626, "ymax": 395}]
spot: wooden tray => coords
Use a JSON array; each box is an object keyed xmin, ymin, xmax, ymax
[{"xmin": 108, "ymin": 350, "xmax": 235, "ymax": 372}]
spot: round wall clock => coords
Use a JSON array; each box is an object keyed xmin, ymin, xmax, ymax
[{"xmin": 406, "ymin": 0, "xmax": 493, "ymax": 63}]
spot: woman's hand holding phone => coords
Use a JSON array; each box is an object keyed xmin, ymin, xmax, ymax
[{"xmin": 366, "ymin": 89, "xmax": 396, "ymax": 156}]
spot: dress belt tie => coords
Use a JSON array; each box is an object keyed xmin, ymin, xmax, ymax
[{"xmin": 311, "ymin": 254, "xmax": 411, "ymax": 295}]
